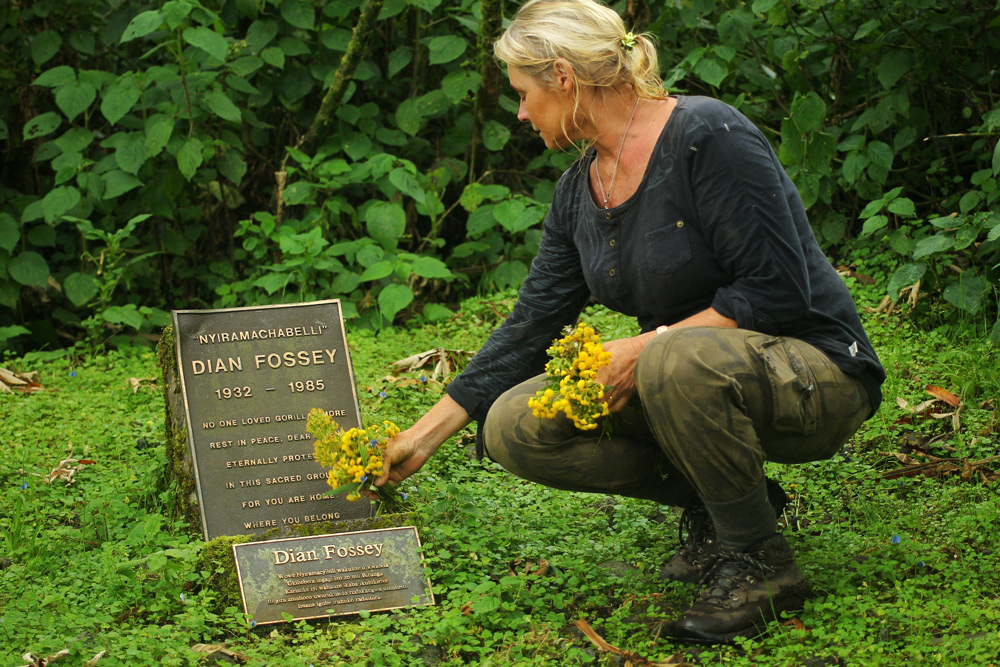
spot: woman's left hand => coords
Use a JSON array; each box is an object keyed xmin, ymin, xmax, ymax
[{"xmin": 597, "ymin": 335, "xmax": 650, "ymax": 412}]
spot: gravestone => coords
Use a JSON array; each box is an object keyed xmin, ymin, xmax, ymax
[
  {"xmin": 233, "ymin": 527, "xmax": 434, "ymax": 624},
  {"xmin": 164, "ymin": 300, "xmax": 374, "ymax": 540}
]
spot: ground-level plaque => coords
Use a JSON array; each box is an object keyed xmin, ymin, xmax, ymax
[
  {"xmin": 233, "ymin": 527, "xmax": 434, "ymax": 624},
  {"xmin": 171, "ymin": 300, "xmax": 373, "ymax": 540}
]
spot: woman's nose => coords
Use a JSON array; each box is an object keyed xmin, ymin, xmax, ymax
[{"xmin": 517, "ymin": 102, "xmax": 529, "ymax": 123}]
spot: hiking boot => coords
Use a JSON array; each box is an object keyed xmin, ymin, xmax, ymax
[
  {"xmin": 660, "ymin": 478, "xmax": 789, "ymax": 584},
  {"xmin": 672, "ymin": 533, "xmax": 812, "ymax": 643}
]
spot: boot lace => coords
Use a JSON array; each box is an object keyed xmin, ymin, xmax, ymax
[
  {"xmin": 676, "ymin": 500, "xmax": 715, "ymax": 564},
  {"xmin": 695, "ymin": 548, "xmax": 775, "ymax": 608}
]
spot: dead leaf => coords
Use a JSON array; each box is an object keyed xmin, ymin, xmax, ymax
[
  {"xmin": 18, "ymin": 649, "xmax": 70, "ymax": 667},
  {"xmin": 44, "ymin": 445, "xmax": 95, "ymax": 485},
  {"xmin": 507, "ymin": 557, "xmax": 550, "ymax": 577},
  {"xmin": 191, "ymin": 644, "xmax": 248, "ymax": 662},
  {"xmin": 84, "ymin": 651, "xmax": 108, "ymax": 666},
  {"xmin": 926, "ymin": 385, "xmax": 961, "ymax": 408},
  {"xmin": 128, "ymin": 377, "xmax": 157, "ymax": 393},
  {"xmin": 1, "ymin": 366, "xmax": 43, "ymax": 393},
  {"xmin": 574, "ymin": 619, "xmax": 693, "ymax": 667},
  {"xmin": 782, "ymin": 617, "xmax": 808, "ymax": 631},
  {"xmin": 390, "ymin": 348, "xmax": 473, "ymax": 382}
]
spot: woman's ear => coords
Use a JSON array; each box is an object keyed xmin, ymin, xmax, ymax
[{"xmin": 551, "ymin": 58, "xmax": 575, "ymax": 94}]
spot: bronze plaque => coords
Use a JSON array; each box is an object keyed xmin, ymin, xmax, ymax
[
  {"xmin": 172, "ymin": 300, "xmax": 373, "ymax": 541},
  {"xmin": 233, "ymin": 527, "xmax": 434, "ymax": 624}
]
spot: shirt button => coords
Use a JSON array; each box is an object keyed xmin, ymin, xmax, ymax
[
  {"xmin": 609, "ymin": 269, "xmax": 616, "ymax": 277},
  {"xmin": 605, "ymin": 212, "xmax": 612, "ymax": 220},
  {"xmin": 676, "ymin": 220, "xmax": 685, "ymax": 228},
  {"xmin": 609, "ymin": 239, "xmax": 616, "ymax": 246}
]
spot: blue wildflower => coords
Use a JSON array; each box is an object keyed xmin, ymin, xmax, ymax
[
  {"xmin": 918, "ymin": 561, "xmax": 925, "ymax": 567},
  {"xmin": 370, "ymin": 439, "xmax": 378, "ymax": 447},
  {"xmin": 180, "ymin": 593, "xmax": 186, "ymax": 603},
  {"xmin": 20, "ymin": 482, "xmax": 27, "ymax": 490},
  {"xmin": 891, "ymin": 535, "xmax": 901, "ymax": 545},
  {"xmin": 401, "ymin": 492, "xmax": 408, "ymax": 500},
  {"xmin": 250, "ymin": 620, "xmax": 257, "ymax": 628},
  {"xmin": 379, "ymin": 391, "xmax": 387, "ymax": 398},
  {"xmin": 360, "ymin": 476, "xmax": 368, "ymax": 483},
  {"xmin": 70, "ymin": 371, "xmax": 76, "ymax": 378},
  {"xmin": 419, "ymin": 375, "xmax": 427, "ymax": 383}
]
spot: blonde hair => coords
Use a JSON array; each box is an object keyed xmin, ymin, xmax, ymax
[{"xmin": 494, "ymin": 0, "xmax": 663, "ymax": 146}]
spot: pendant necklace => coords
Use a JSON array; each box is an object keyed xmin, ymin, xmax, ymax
[{"xmin": 594, "ymin": 96, "xmax": 640, "ymax": 209}]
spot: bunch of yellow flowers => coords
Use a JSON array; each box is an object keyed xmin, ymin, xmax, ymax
[
  {"xmin": 307, "ymin": 408, "xmax": 399, "ymax": 501},
  {"xmin": 527, "ymin": 322, "xmax": 612, "ymax": 431}
]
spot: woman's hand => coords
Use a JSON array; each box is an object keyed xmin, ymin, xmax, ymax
[{"xmin": 598, "ymin": 334, "xmax": 650, "ymax": 412}]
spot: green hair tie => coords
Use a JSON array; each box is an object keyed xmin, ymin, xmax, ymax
[{"xmin": 621, "ymin": 32, "xmax": 637, "ymax": 52}]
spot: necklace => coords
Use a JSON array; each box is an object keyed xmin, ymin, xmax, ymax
[{"xmin": 594, "ymin": 96, "xmax": 640, "ymax": 209}]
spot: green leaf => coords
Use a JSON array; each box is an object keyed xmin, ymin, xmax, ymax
[
  {"xmin": 859, "ymin": 215, "xmax": 888, "ymax": 237},
  {"xmin": 779, "ymin": 118, "xmax": 804, "ymax": 165},
  {"xmin": 183, "ymin": 26, "xmax": 229, "ymax": 62},
  {"xmin": 887, "ymin": 263, "xmax": 926, "ymax": 300},
  {"xmin": 993, "ymin": 140, "xmax": 1000, "ymax": 176},
  {"xmin": 366, "ymin": 202, "xmax": 406, "ymax": 249},
  {"xmin": 115, "ymin": 133, "xmax": 148, "ymax": 175},
  {"xmin": 359, "ymin": 261, "xmax": 393, "ymax": 282},
  {"xmin": 64, "ymin": 272, "xmax": 99, "ymax": 306},
  {"xmin": 388, "ymin": 46, "xmax": 412, "ymax": 77},
  {"xmin": 33, "ymin": 66, "xmax": 76, "ymax": 88},
  {"xmin": 261, "ymin": 47, "xmax": 285, "ymax": 69},
  {"xmin": 467, "ymin": 206, "xmax": 496, "ymax": 237},
  {"xmin": 378, "ymin": 283, "xmax": 414, "ymax": 324},
  {"xmin": 427, "ymin": 36, "xmax": 466, "ymax": 65},
  {"xmin": 790, "ymin": 92, "xmax": 826, "ymax": 134},
  {"xmin": 389, "ymin": 168, "xmax": 425, "ymax": 203},
  {"xmin": 877, "ymin": 49, "xmax": 911, "ymax": 90},
  {"xmin": 841, "ymin": 151, "xmax": 866, "ymax": 184},
  {"xmin": 102, "ymin": 170, "xmax": 143, "ymax": 198},
  {"xmin": 55, "ymin": 82, "xmax": 96, "ymax": 122},
  {"xmin": 331, "ymin": 271, "xmax": 360, "ymax": 294},
  {"xmin": 959, "ymin": 190, "xmax": 984, "ymax": 214},
  {"xmin": 693, "ymin": 58, "xmax": 728, "ymax": 87},
  {"xmin": 343, "ymin": 134, "xmax": 373, "ymax": 161},
  {"xmin": 120, "ymin": 10, "xmax": 164, "ymax": 43},
  {"xmin": 144, "ymin": 115, "xmax": 174, "ymax": 158},
  {"xmin": 482, "ymin": 121, "xmax": 511, "ymax": 152},
  {"xmin": 281, "ymin": 0, "xmax": 315, "ymax": 30},
  {"xmin": 423, "ymin": 303, "xmax": 453, "ymax": 322},
  {"xmin": 8, "ymin": 251, "xmax": 49, "ymax": 287},
  {"xmin": 205, "ymin": 89, "xmax": 242, "ymax": 123},
  {"xmin": 219, "ymin": 151, "xmax": 247, "ymax": 184},
  {"xmin": 0, "ymin": 325, "xmax": 31, "ymax": 342},
  {"xmin": 103, "ymin": 304, "xmax": 144, "ymax": 330},
  {"xmin": 412, "ymin": 256, "xmax": 453, "ymax": 280},
  {"xmin": 912, "ymin": 233, "xmax": 954, "ymax": 259},
  {"xmin": 255, "ymin": 272, "xmax": 290, "ymax": 295},
  {"xmin": 491, "ymin": 260, "xmax": 528, "ymax": 290},
  {"xmin": 177, "ymin": 138, "xmax": 204, "ymax": 181},
  {"xmin": 942, "ymin": 275, "xmax": 990, "ymax": 314},
  {"xmin": 886, "ymin": 197, "xmax": 916, "ymax": 218},
  {"xmin": 0, "ymin": 213, "xmax": 19, "ymax": 252},
  {"xmin": 990, "ymin": 319, "xmax": 1000, "ymax": 348},
  {"xmin": 101, "ymin": 76, "xmax": 142, "ymax": 125},
  {"xmin": 866, "ymin": 142, "xmax": 894, "ymax": 170},
  {"xmin": 42, "ymin": 186, "xmax": 81, "ymax": 222},
  {"xmin": 31, "ymin": 30, "xmax": 62, "ymax": 66},
  {"xmin": 230, "ymin": 56, "xmax": 264, "ymax": 77},
  {"xmin": 246, "ymin": 20, "xmax": 279, "ymax": 52}
]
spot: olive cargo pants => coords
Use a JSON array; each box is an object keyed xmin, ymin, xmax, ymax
[{"xmin": 483, "ymin": 327, "xmax": 870, "ymax": 512}]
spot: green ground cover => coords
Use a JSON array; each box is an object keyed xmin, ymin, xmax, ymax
[{"xmin": 1, "ymin": 280, "xmax": 999, "ymax": 666}]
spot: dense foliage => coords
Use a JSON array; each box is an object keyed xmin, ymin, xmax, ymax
[{"xmin": 1, "ymin": 0, "xmax": 998, "ymax": 354}]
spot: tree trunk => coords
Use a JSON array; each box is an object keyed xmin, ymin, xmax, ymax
[{"xmin": 470, "ymin": 0, "xmax": 504, "ymax": 179}]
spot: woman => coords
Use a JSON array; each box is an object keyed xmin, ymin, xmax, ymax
[{"xmin": 375, "ymin": 0, "xmax": 884, "ymax": 643}]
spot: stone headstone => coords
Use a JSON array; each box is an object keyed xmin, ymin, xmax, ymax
[{"xmin": 168, "ymin": 300, "xmax": 374, "ymax": 540}]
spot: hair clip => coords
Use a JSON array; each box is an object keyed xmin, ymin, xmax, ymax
[{"xmin": 621, "ymin": 32, "xmax": 637, "ymax": 52}]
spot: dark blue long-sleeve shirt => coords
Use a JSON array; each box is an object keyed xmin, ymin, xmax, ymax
[{"xmin": 447, "ymin": 96, "xmax": 885, "ymax": 425}]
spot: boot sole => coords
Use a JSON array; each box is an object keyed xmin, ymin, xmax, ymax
[{"xmin": 669, "ymin": 583, "xmax": 814, "ymax": 644}]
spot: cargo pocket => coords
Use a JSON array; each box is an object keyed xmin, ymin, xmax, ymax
[{"xmin": 746, "ymin": 335, "xmax": 819, "ymax": 435}]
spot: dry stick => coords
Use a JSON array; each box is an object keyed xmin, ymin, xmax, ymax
[{"xmin": 274, "ymin": 0, "xmax": 384, "ymax": 216}]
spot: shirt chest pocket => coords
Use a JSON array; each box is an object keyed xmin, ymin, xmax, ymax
[{"xmin": 644, "ymin": 223, "xmax": 693, "ymax": 274}]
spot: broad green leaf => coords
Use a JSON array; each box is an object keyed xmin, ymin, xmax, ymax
[
  {"xmin": 0, "ymin": 213, "xmax": 19, "ymax": 252},
  {"xmin": 183, "ymin": 26, "xmax": 229, "ymax": 62},
  {"xmin": 395, "ymin": 97, "xmax": 421, "ymax": 135},
  {"xmin": 410, "ymin": 0, "xmax": 443, "ymax": 11},
  {"xmin": 246, "ymin": 20, "xmax": 279, "ymax": 52},
  {"xmin": 28, "ymin": 225, "xmax": 56, "ymax": 247},
  {"xmin": 177, "ymin": 138, "xmax": 204, "ymax": 181},
  {"xmin": 778, "ymin": 118, "xmax": 804, "ymax": 165},
  {"xmin": 859, "ymin": 214, "xmax": 887, "ymax": 237},
  {"xmin": 751, "ymin": 0, "xmax": 780, "ymax": 12},
  {"xmin": 790, "ymin": 92, "xmax": 826, "ymax": 134},
  {"xmin": 942, "ymin": 275, "xmax": 990, "ymax": 314},
  {"xmin": 378, "ymin": 283, "xmax": 413, "ymax": 324},
  {"xmin": 41, "ymin": 186, "xmax": 81, "ymax": 222},
  {"xmin": 422, "ymin": 303, "xmax": 453, "ymax": 322},
  {"xmin": 467, "ymin": 205, "xmax": 496, "ymax": 237},
  {"xmin": 281, "ymin": 0, "xmax": 315, "ymax": 30},
  {"xmin": 389, "ymin": 168, "xmax": 425, "ymax": 203},
  {"xmin": 120, "ymin": 10, "xmax": 164, "ymax": 43},
  {"xmin": 854, "ymin": 18, "xmax": 879, "ymax": 40},
  {"xmin": 115, "ymin": 133, "xmax": 148, "ymax": 175},
  {"xmin": 427, "ymin": 36, "xmax": 466, "ymax": 65},
  {"xmin": 278, "ymin": 37, "xmax": 310, "ymax": 57},
  {"xmin": 888, "ymin": 228, "xmax": 916, "ymax": 256},
  {"xmin": 144, "ymin": 115, "xmax": 174, "ymax": 158},
  {"xmin": 0, "ymin": 285, "xmax": 17, "ymax": 309},
  {"xmin": 103, "ymin": 304, "xmax": 143, "ymax": 330},
  {"xmin": 912, "ymin": 233, "xmax": 954, "ymax": 259},
  {"xmin": 331, "ymin": 272, "xmax": 360, "ymax": 294},
  {"xmin": 261, "ymin": 47, "xmax": 285, "ymax": 69},
  {"xmin": 282, "ymin": 181, "xmax": 312, "ymax": 206},
  {"xmin": 102, "ymin": 170, "xmax": 143, "ymax": 198},
  {"xmin": 841, "ymin": 151, "xmax": 866, "ymax": 184},
  {"xmin": 0, "ymin": 325, "xmax": 31, "ymax": 342},
  {"xmin": 959, "ymin": 190, "xmax": 984, "ymax": 214},
  {"xmin": 64, "ymin": 272, "xmax": 99, "ymax": 306},
  {"xmin": 482, "ymin": 121, "xmax": 511, "ymax": 151},
  {"xmin": 877, "ymin": 49, "xmax": 911, "ymax": 90},
  {"xmin": 343, "ymin": 134, "xmax": 373, "ymax": 161},
  {"xmin": 441, "ymin": 70, "xmax": 479, "ymax": 104},
  {"xmin": 33, "ymin": 66, "xmax": 76, "ymax": 88},
  {"xmin": 205, "ymin": 89, "xmax": 242, "ymax": 122},
  {"xmin": 990, "ymin": 319, "xmax": 1000, "ymax": 348},
  {"xmin": 412, "ymin": 256, "xmax": 453, "ymax": 279},
  {"xmin": 255, "ymin": 272, "xmax": 290, "ymax": 294},
  {"xmin": 219, "ymin": 151, "xmax": 247, "ymax": 184},
  {"xmin": 491, "ymin": 260, "xmax": 528, "ymax": 290},
  {"xmin": 55, "ymin": 82, "xmax": 96, "ymax": 122},
  {"xmin": 693, "ymin": 58, "xmax": 728, "ymax": 87},
  {"xmin": 366, "ymin": 202, "xmax": 406, "ymax": 249},
  {"xmin": 8, "ymin": 251, "xmax": 49, "ymax": 287},
  {"xmin": 887, "ymin": 263, "xmax": 926, "ymax": 300},
  {"xmin": 31, "ymin": 30, "xmax": 62, "ymax": 65},
  {"xmin": 859, "ymin": 199, "xmax": 884, "ymax": 219},
  {"xmin": 993, "ymin": 140, "xmax": 1000, "ymax": 176},
  {"xmin": 388, "ymin": 46, "xmax": 412, "ymax": 77},
  {"xmin": 493, "ymin": 199, "xmax": 526, "ymax": 230},
  {"xmin": 320, "ymin": 27, "xmax": 351, "ymax": 52},
  {"xmin": 101, "ymin": 76, "xmax": 142, "ymax": 125},
  {"xmin": 359, "ymin": 260, "xmax": 393, "ymax": 282},
  {"xmin": 230, "ymin": 56, "xmax": 264, "ymax": 77},
  {"xmin": 161, "ymin": 1, "xmax": 193, "ymax": 30},
  {"xmin": 886, "ymin": 197, "xmax": 916, "ymax": 218},
  {"xmin": 866, "ymin": 141, "xmax": 894, "ymax": 170}
]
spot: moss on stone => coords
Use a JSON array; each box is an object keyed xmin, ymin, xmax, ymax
[{"xmin": 156, "ymin": 324, "xmax": 200, "ymax": 530}]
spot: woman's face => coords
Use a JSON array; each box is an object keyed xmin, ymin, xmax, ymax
[{"xmin": 508, "ymin": 66, "xmax": 577, "ymax": 150}]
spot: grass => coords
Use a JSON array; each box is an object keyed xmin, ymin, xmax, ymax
[{"xmin": 1, "ymin": 284, "xmax": 999, "ymax": 666}]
